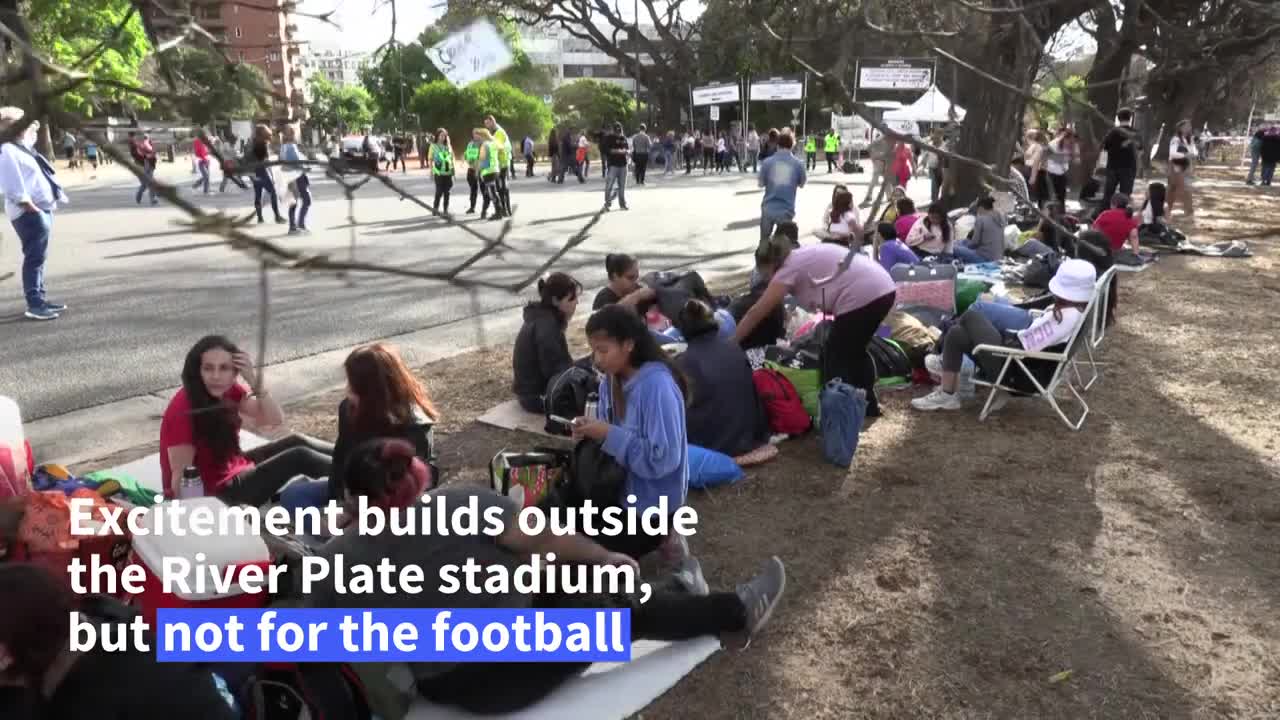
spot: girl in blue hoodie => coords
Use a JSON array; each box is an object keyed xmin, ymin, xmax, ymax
[{"xmin": 572, "ymin": 304, "xmax": 689, "ymax": 557}]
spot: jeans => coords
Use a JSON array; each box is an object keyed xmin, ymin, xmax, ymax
[
  {"xmin": 604, "ymin": 165, "xmax": 628, "ymax": 208},
  {"xmin": 136, "ymin": 165, "xmax": 156, "ymax": 204},
  {"xmin": 746, "ymin": 151, "xmax": 758, "ymax": 173},
  {"xmin": 416, "ymin": 586, "xmax": 745, "ymax": 714},
  {"xmin": 13, "ymin": 209, "xmax": 52, "ymax": 309},
  {"xmin": 1103, "ymin": 166, "xmax": 1136, "ymax": 206},
  {"xmin": 1262, "ymin": 161, "xmax": 1277, "ymax": 186},
  {"xmin": 952, "ymin": 246, "xmax": 990, "ymax": 265},
  {"xmin": 287, "ymin": 174, "xmax": 311, "ymax": 230},
  {"xmin": 824, "ymin": 292, "xmax": 896, "ymax": 416},
  {"xmin": 217, "ymin": 434, "xmax": 334, "ymax": 507},
  {"xmin": 1246, "ymin": 154, "xmax": 1260, "ymax": 183},
  {"xmin": 253, "ymin": 170, "xmax": 281, "ymax": 221},
  {"xmin": 760, "ymin": 209, "xmax": 794, "ymax": 242},
  {"xmin": 663, "ymin": 148, "xmax": 674, "ymax": 175},
  {"xmin": 969, "ymin": 300, "xmax": 1033, "ymax": 334},
  {"xmin": 193, "ymin": 159, "xmax": 210, "ymax": 193},
  {"xmin": 278, "ymin": 478, "xmax": 330, "ymax": 513},
  {"xmin": 525, "ymin": 153, "xmax": 535, "ymax": 177}
]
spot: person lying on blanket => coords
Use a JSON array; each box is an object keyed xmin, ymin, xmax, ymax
[
  {"xmin": 304, "ymin": 437, "xmax": 788, "ymax": 715},
  {"xmin": 159, "ymin": 334, "xmax": 333, "ymax": 506},
  {"xmin": 0, "ymin": 564, "xmax": 238, "ymax": 719},
  {"xmin": 911, "ymin": 258, "xmax": 1096, "ymax": 412}
]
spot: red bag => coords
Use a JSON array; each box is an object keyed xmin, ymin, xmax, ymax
[{"xmin": 752, "ymin": 368, "xmax": 812, "ymax": 435}]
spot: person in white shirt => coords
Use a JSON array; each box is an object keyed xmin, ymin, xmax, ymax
[
  {"xmin": 912, "ymin": 259, "xmax": 1096, "ymax": 411},
  {"xmin": 1045, "ymin": 126, "xmax": 1077, "ymax": 204},
  {"xmin": 0, "ymin": 107, "xmax": 70, "ymax": 321},
  {"xmin": 1167, "ymin": 119, "xmax": 1198, "ymax": 219},
  {"xmin": 819, "ymin": 185, "xmax": 862, "ymax": 243}
]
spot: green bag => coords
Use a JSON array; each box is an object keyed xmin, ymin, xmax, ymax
[
  {"xmin": 765, "ymin": 361, "xmax": 821, "ymax": 420},
  {"xmin": 954, "ymin": 279, "xmax": 993, "ymax": 315}
]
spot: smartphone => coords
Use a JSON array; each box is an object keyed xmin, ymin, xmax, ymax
[{"xmin": 549, "ymin": 415, "xmax": 576, "ymax": 427}]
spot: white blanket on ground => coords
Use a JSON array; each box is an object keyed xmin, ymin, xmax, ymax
[{"xmin": 477, "ymin": 399, "xmax": 560, "ymax": 438}]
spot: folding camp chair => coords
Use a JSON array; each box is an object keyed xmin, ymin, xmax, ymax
[{"xmin": 970, "ymin": 290, "xmax": 1100, "ymax": 431}]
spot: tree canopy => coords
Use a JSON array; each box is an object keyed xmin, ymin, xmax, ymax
[
  {"xmin": 307, "ymin": 76, "xmax": 374, "ymax": 135},
  {"xmin": 27, "ymin": 0, "xmax": 151, "ymax": 115},
  {"xmin": 552, "ymin": 80, "xmax": 635, "ymax": 133},
  {"xmin": 410, "ymin": 79, "xmax": 552, "ymax": 150},
  {"xmin": 152, "ymin": 48, "xmax": 269, "ymax": 125}
]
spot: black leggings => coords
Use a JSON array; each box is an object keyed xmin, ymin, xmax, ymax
[
  {"xmin": 416, "ymin": 586, "xmax": 745, "ymax": 714},
  {"xmin": 467, "ymin": 169, "xmax": 479, "ymax": 210},
  {"xmin": 433, "ymin": 175, "xmax": 453, "ymax": 212},
  {"xmin": 822, "ymin": 292, "xmax": 896, "ymax": 416},
  {"xmin": 1049, "ymin": 172, "xmax": 1068, "ymax": 205},
  {"xmin": 941, "ymin": 308, "xmax": 1016, "ymax": 380},
  {"xmin": 1031, "ymin": 170, "xmax": 1051, "ymax": 208},
  {"xmin": 217, "ymin": 434, "xmax": 333, "ymax": 507},
  {"xmin": 481, "ymin": 175, "xmax": 501, "ymax": 217}
]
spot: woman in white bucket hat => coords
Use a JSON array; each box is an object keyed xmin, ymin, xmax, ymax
[{"xmin": 913, "ymin": 258, "xmax": 1096, "ymax": 412}]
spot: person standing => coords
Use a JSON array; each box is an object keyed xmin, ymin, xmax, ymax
[
  {"xmin": 475, "ymin": 128, "xmax": 504, "ymax": 221},
  {"xmin": 804, "ymin": 134, "xmax": 817, "ymax": 172},
  {"xmin": 891, "ymin": 140, "xmax": 914, "ymax": 190},
  {"xmin": 0, "ymin": 108, "xmax": 69, "ymax": 321},
  {"xmin": 862, "ymin": 133, "xmax": 892, "ymax": 206},
  {"xmin": 191, "ymin": 132, "xmax": 211, "ymax": 194},
  {"xmin": 485, "ymin": 115, "xmax": 514, "ymax": 214},
  {"xmin": 662, "ymin": 130, "xmax": 676, "ymax": 177},
  {"xmin": 1246, "ymin": 124, "xmax": 1263, "ymax": 185},
  {"xmin": 132, "ymin": 132, "xmax": 159, "ymax": 205},
  {"xmin": 84, "ymin": 139, "xmax": 98, "ymax": 169},
  {"xmin": 279, "ymin": 125, "xmax": 311, "ymax": 235},
  {"xmin": 547, "ymin": 128, "xmax": 561, "ymax": 183},
  {"xmin": 1166, "ymin": 119, "xmax": 1197, "ymax": 220},
  {"xmin": 1259, "ymin": 123, "xmax": 1280, "ymax": 186},
  {"xmin": 824, "ymin": 129, "xmax": 840, "ymax": 173},
  {"xmin": 1045, "ymin": 126, "xmax": 1076, "ymax": 204},
  {"xmin": 758, "ymin": 131, "xmax": 805, "ymax": 241},
  {"xmin": 361, "ymin": 127, "xmax": 380, "ymax": 175},
  {"xmin": 522, "ymin": 134, "xmax": 535, "ymax": 177},
  {"xmin": 463, "ymin": 134, "xmax": 482, "ymax": 213},
  {"xmin": 577, "ymin": 130, "xmax": 591, "ymax": 179},
  {"xmin": 631, "ymin": 124, "xmax": 651, "ymax": 185},
  {"xmin": 746, "ymin": 128, "xmax": 760, "ymax": 173},
  {"xmin": 431, "ymin": 128, "xmax": 456, "ymax": 215},
  {"xmin": 603, "ymin": 121, "xmax": 630, "ymax": 211},
  {"xmin": 250, "ymin": 124, "xmax": 285, "ymax": 224},
  {"xmin": 1101, "ymin": 108, "xmax": 1140, "ymax": 206},
  {"xmin": 1024, "ymin": 130, "xmax": 1050, "ymax": 208},
  {"xmin": 61, "ymin": 131, "xmax": 76, "ymax": 169}
]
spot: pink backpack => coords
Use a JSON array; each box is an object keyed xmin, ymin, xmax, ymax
[{"xmin": 0, "ymin": 439, "xmax": 33, "ymax": 499}]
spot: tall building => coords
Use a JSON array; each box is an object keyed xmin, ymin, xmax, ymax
[
  {"xmin": 519, "ymin": 25, "xmax": 654, "ymax": 95},
  {"xmin": 145, "ymin": 0, "xmax": 305, "ymax": 122},
  {"xmin": 300, "ymin": 49, "xmax": 370, "ymax": 89}
]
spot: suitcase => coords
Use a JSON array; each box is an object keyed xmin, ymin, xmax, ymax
[{"xmin": 891, "ymin": 263, "xmax": 957, "ymax": 314}]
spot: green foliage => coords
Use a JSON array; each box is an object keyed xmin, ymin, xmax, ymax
[
  {"xmin": 362, "ymin": 14, "xmax": 552, "ymax": 127},
  {"xmin": 308, "ymin": 76, "xmax": 374, "ymax": 134},
  {"xmin": 552, "ymin": 79, "xmax": 635, "ymax": 132},
  {"xmin": 156, "ymin": 48, "xmax": 269, "ymax": 125},
  {"xmin": 410, "ymin": 79, "xmax": 552, "ymax": 150},
  {"xmin": 1033, "ymin": 75, "xmax": 1087, "ymax": 129},
  {"xmin": 28, "ymin": 0, "xmax": 150, "ymax": 115}
]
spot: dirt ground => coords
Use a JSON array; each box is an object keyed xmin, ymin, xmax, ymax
[{"xmin": 89, "ymin": 171, "xmax": 1280, "ymax": 718}]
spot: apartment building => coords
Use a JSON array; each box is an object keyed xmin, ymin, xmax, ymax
[
  {"xmin": 300, "ymin": 49, "xmax": 370, "ymax": 89},
  {"xmin": 146, "ymin": 0, "xmax": 305, "ymax": 122},
  {"xmin": 519, "ymin": 25, "xmax": 654, "ymax": 94}
]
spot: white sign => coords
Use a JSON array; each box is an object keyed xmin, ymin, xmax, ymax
[
  {"xmin": 710, "ymin": 105, "xmax": 720, "ymax": 121},
  {"xmin": 692, "ymin": 83, "xmax": 740, "ymax": 107},
  {"xmin": 749, "ymin": 78, "xmax": 804, "ymax": 102},
  {"xmin": 858, "ymin": 60, "xmax": 933, "ymax": 90},
  {"xmin": 425, "ymin": 19, "xmax": 515, "ymax": 89}
]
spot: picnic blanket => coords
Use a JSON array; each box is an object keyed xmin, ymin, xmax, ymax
[{"xmin": 1174, "ymin": 240, "xmax": 1252, "ymax": 258}]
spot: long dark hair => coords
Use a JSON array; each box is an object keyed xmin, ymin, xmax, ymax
[
  {"xmin": 896, "ymin": 198, "xmax": 916, "ymax": 217},
  {"xmin": 343, "ymin": 437, "xmax": 433, "ymax": 508},
  {"xmin": 585, "ymin": 304, "xmax": 690, "ymax": 420},
  {"xmin": 1144, "ymin": 182, "xmax": 1166, "ymax": 220},
  {"xmin": 536, "ymin": 272, "xmax": 581, "ymax": 325},
  {"xmin": 830, "ymin": 187, "xmax": 854, "ymax": 227},
  {"xmin": 925, "ymin": 207, "xmax": 951, "ymax": 245},
  {"xmin": 674, "ymin": 298, "xmax": 719, "ymax": 339},
  {"xmin": 181, "ymin": 334, "xmax": 242, "ymax": 461},
  {"xmin": 0, "ymin": 564, "xmax": 78, "ymax": 685},
  {"xmin": 345, "ymin": 343, "xmax": 439, "ymax": 433}
]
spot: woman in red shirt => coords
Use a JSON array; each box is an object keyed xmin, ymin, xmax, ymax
[
  {"xmin": 1090, "ymin": 193, "xmax": 1140, "ymax": 254},
  {"xmin": 159, "ymin": 335, "xmax": 332, "ymax": 505}
]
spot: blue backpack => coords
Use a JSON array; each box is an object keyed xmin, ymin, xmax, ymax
[{"xmin": 819, "ymin": 379, "xmax": 866, "ymax": 468}]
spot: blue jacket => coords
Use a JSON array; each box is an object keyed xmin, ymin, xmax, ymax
[{"xmin": 596, "ymin": 361, "xmax": 688, "ymax": 513}]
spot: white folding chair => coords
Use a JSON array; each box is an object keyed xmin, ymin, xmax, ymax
[{"xmin": 971, "ymin": 292, "xmax": 1100, "ymax": 431}]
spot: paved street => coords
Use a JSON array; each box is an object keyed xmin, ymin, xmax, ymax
[{"xmin": 2, "ymin": 158, "xmax": 924, "ymax": 426}]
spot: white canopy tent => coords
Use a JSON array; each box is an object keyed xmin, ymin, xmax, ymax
[{"xmin": 882, "ymin": 85, "xmax": 966, "ymax": 124}]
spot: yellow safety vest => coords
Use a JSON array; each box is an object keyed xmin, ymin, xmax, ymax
[
  {"xmin": 480, "ymin": 141, "xmax": 499, "ymax": 176},
  {"xmin": 824, "ymin": 134, "xmax": 839, "ymax": 153},
  {"xmin": 805, "ymin": 137, "xmax": 817, "ymax": 153}
]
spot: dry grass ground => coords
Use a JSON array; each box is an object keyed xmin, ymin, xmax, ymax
[{"xmin": 83, "ymin": 171, "xmax": 1280, "ymax": 719}]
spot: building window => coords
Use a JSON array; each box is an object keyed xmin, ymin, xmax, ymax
[
  {"xmin": 272, "ymin": 78, "xmax": 283, "ymax": 86},
  {"xmin": 234, "ymin": 27, "xmax": 242, "ymax": 38},
  {"xmin": 269, "ymin": 52, "xmax": 280, "ymax": 61}
]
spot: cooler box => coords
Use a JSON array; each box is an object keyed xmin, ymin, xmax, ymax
[{"xmin": 131, "ymin": 497, "xmax": 273, "ymax": 626}]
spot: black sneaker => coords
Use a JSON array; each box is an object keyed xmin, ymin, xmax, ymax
[
  {"xmin": 735, "ymin": 556, "xmax": 786, "ymax": 649},
  {"xmin": 24, "ymin": 305, "xmax": 59, "ymax": 321}
]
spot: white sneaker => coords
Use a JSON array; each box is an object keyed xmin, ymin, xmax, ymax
[{"xmin": 911, "ymin": 389, "xmax": 962, "ymax": 411}]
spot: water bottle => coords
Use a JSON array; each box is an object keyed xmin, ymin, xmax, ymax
[
  {"xmin": 584, "ymin": 392, "xmax": 599, "ymax": 422},
  {"xmin": 178, "ymin": 465, "xmax": 204, "ymax": 499}
]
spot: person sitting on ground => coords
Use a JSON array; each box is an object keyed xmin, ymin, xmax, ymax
[
  {"xmin": 873, "ymin": 222, "xmax": 920, "ymax": 272},
  {"xmin": 160, "ymin": 335, "xmax": 333, "ymax": 506},
  {"xmin": 593, "ymin": 253, "xmax": 657, "ymax": 312},
  {"xmin": 512, "ymin": 273, "xmax": 582, "ymax": 414},
  {"xmin": 280, "ymin": 342, "xmax": 440, "ymax": 512},
  {"xmin": 297, "ymin": 437, "xmax": 786, "ymax": 715},
  {"xmin": 892, "ymin": 197, "xmax": 920, "ymax": 241},
  {"xmin": 1091, "ymin": 192, "xmax": 1140, "ymax": 254},
  {"xmin": 822, "ymin": 186, "xmax": 862, "ymax": 244},
  {"xmin": 734, "ymin": 234, "xmax": 897, "ymax": 418},
  {"xmin": 0, "ymin": 564, "xmax": 237, "ymax": 719},
  {"xmin": 673, "ymin": 299, "xmax": 770, "ymax": 457},
  {"xmin": 911, "ymin": 259, "xmax": 1096, "ymax": 412},
  {"xmin": 877, "ymin": 185, "xmax": 908, "ymax": 226},
  {"xmin": 1137, "ymin": 182, "xmax": 1174, "ymax": 246},
  {"xmin": 953, "ymin": 195, "xmax": 1006, "ymax": 264},
  {"xmin": 904, "ymin": 205, "xmax": 954, "ymax": 258},
  {"xmin": 570, "ymin": 304, "xmax": 690, "ymax": 558}
]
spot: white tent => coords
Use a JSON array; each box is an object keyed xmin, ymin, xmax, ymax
[{"xmin": 882, "ymin": 85, "xmax": 966, "ymax": 124}]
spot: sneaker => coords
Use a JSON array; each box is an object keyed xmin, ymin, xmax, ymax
[
  {"xmin": 274, "ymin": 216, "xmax": 287, "ymax": 224},
  {"xmin": 466, "ymin": 208, "xmax": 475, "ymax": 214},
  {"xmin": 288, "ymin": 228, "xmax": 300, "ymax": 235},
  {"xmin": 735, "ymin": 556, "xmax": 786, "ymax": 649},
  {"xmin": 24, "ymin": 306, "xmax": 59, "ymax": 321},
  {"xmin": 664, "ymin": 535, "xmax": 709, "ymax": 597},
  {"xmin": 620, "ymin": 205, "xmax": 630, "ymax": 211},
  {"xmin": 911, "ymin": 389, "xmax": 962, "ymax": 411},
  {"xmin": 42, "ymin": 301, "xmax": 67, "ymax": 312}
]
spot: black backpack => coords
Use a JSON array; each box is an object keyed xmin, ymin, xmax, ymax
[
  {"xmin": 242, "ymin": 663, "xmax": 371, "ymax": 720},
  {"xmin": 543, "ymin": 366, "xmax": 596, "ymax": 436},
  {"xmin": 866, "ymin": 336, "xmax": 913, "ymax": 380},
  {"xmin": 1022, "ymin": 252, "xmax": 1062, "ymax": 288}
]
